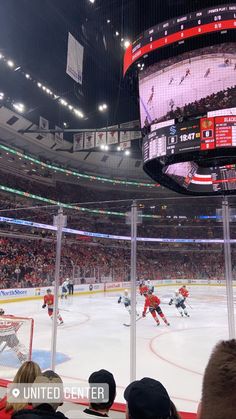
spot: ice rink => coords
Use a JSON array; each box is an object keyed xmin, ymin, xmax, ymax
[
  {"xmin": 0, "ymin": 285, "xmax": 233, "ymax": 414},
  {"xmin": 139, "ymin": 54, "xmax": 236, "ymax": 124}
]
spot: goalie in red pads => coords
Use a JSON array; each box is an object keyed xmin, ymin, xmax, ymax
[
  {"xmin": 142, "ymin": 291, "xmax": 170, "ymax": 326},
  {"xmin": 42, "ymin": 289, "xmax": 64, "ymax": 325},
  {"xmin": 0, "ymin": 308, "xmax": 28, "ymax": 363}
]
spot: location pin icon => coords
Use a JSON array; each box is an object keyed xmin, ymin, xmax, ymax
[{"xmin": 12, "ymin": 388, "xmax": 20, "ymax": 398}]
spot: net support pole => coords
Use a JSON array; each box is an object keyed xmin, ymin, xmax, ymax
[
  {"xmin": 130, "ymin": 201, "xmax": 137, "ymax": 382},
  {"xmin": 222, "ymin": 197, "xmax": 235, "ymax": 339},
  {"xmin": 51, "ymin": 208, "xmax": 67, "ymax": 370}
]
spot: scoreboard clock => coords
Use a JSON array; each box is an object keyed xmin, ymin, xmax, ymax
[{"xmin": 143, "ymin": 115, "xmax": 236, "ymax": 195}]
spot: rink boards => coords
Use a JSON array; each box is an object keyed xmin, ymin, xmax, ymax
[{"xmin": 0, "ymin": 278, "xmax": 233, "ymax": 303}]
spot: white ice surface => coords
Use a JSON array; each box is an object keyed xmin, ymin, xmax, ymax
[
  {"xmin": 0, "ymin": 286, "xmax": 234, "ymax": 414},
  {"xmin": 139, "ymin": 56, "xmax": 236, "ymax": 125}
]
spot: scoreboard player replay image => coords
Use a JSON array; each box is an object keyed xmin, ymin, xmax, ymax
[{"xmin": 124, "ymin": 3, "xmax": 236, "ymax": 195}]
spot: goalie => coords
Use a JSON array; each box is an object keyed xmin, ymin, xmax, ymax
[{"xmin": 0, "ymin": 308, "xmax": 28, "ymax": 363}]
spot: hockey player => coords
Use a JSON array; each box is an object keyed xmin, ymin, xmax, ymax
[
  {"xmin": 146, "ymin": 280, "xmax": 154, "ymax": 294},
  {"xmin": 185, "ymin": 68, "xmax": 191, "ymax": 78},
  {"xmin": 204, "ymin": 68, "xmax": 211, "ymax": 78},
  {"xmin": 61, "ymin": 279, "xmax": 69, "ymax": 299},
  {"xmin": 0, "ymin": 308, "xmax": 28, "ymax": 363},
  {"xmin": 179, "ymin": 75, "xmax": 185, "ymax": 85},
  {"xmin": 42, "ymin": 289, "xmax": 64, "ymax": 324},
  {"xmin": 139, "ymin": 284, "xmax": 148, "ymax": 296},
  {"xmin": 169, "ymin": 291, "xmax": 189, "ymax": 317},
  {"xmin": 142, "ymin": 291, "xmax": 170, "ymax": 326},
  {"xmin": 118, "ymin": 290, "xmax": 139, "ymax": 316},
  {"xmin": 179, "ymin": 285, "xmax": 189, "ymax": 301}
]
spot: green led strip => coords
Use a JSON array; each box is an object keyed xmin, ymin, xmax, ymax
[
  {"xmin": 0, "ymin": 185, "xmax": 162, "ymax": 219},
  {"xmin": 0, "ymin": 144, "xmax": 158, "ymax": 188}
]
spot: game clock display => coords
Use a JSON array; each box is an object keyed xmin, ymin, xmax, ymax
[{"xmin": 143, "ymin": 115, "xmax": 236, "ymax": 195}]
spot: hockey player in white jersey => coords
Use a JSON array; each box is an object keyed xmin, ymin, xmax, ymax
[
  {"xmin": 61, "ymin": 279, "xmax": 69, "ymax": 299},
  {"xmin": 146, "ymin": 280, "xmax": 154, "ymax": 294},
  {"xmin": 118, "ymin": 290, "xmax": 139, "ymax": 316},
  {"xmin": 169, "ymin": 291, "xmax": 190, "ymax": 317}
]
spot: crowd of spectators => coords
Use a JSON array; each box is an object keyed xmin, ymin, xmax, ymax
[
  {"xmin": 140, "ymin": 43, "xmax": 236, "ymax": 81},
  {"xmin": 163, "ymin": 85, "xmax": 236, "ymax": 122},
  {"xmin": 0, "ymin": 236, "xmax": 234, "ymax": 289}
]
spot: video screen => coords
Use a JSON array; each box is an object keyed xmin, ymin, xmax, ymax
[{"xmin": 139, "ymin": 43, "xmax": 236, "ymax": 128}]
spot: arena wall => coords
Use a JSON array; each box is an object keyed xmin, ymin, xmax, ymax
[{"xmin": 0, "ymin": 279, "xmax": 232, "ymax": 303}]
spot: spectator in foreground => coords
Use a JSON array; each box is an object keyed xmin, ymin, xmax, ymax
[
  {"xmin": 82, "ymin": 369, "xmax": 116, "ymax": 417},
  {"xmin": 198, "ymin": 339, "xmax": 236, "ymax": 419},
  {"xmin": 124, "ymin": 377, "xmax": 180, "ymax": 419},
  {"xmin": 0, "ymin": 361, "xmax": 41, "ymax": 419},
  {"xmin": 12, "ymin": 370, "xmax": 68, "ymax": 419}
]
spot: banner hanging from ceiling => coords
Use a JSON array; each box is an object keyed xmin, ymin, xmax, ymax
[{"xmin": 66, "ymin": 32, "xmax": 84, "ymax": 84}]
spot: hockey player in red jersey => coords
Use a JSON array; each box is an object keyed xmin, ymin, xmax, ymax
[
  {"xmin": 139, "ymin": 284, "xmax": 149, "ymax": 296},
  {"xmin": 42, "ymin": 289, "xmax": 64, "ymax": 324},
  {"xmin": 0, "ymin": 308, "xmax": 28, "ymax": 363},
  {"xmin": 142, "ymin": 291, "xmax": 170, "ymax": 326},
  {"xmin": 179, "ymin": 285, "xmax": 189, "ymax": 301}
]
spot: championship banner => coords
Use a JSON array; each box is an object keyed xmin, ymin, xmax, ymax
[
  {"xmin": 84, "ymin": 132, "xmax": 95, "ymax": 149},
  {"xmin": 107, "ymin": 125, "xmax": 119, "ymax": 145},
  {"xmin": 66, "ymin": 32, "xmax": 84, "ymax": 85},
  {"xmin": 73, "ymin": 133, "xmax": 84, "ymax": 152},
  {"xmin": 120, "ymin": 141, "xmax": 131, "ymax": 150},
  {"xmin": 39, "ymin": 116, "xmax": 49, "ymax": 132},
  {"xmin": 130, "ymin": 120, "xmax": 142, "ymax": 140},
  {"xmin": 55, "ymin": 126, "xmax": 64, "ymax": 144},
  {"xmin": 120, "ymin": 122, "xmax": 131, "ymax": 142},
  {"xmin": 95, "ymin": 131, "xmax": 107, "ymax": 147}
]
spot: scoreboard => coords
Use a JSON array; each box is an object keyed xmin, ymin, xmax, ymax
[
  {"xmin": 124, "ymin": 3, "xmax": 236, "ymax": 75},
  {"xmin": 143, "ymin": 115, "xmax": 236, "ymax": 195},
  {"xmin": 143, "ymin": 116, "xmax": 236, "ymax": 163}
]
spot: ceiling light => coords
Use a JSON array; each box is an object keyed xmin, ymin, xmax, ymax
[
  {"xmin": 117, "ymin": 146, "xmax": 121, "ymax": 151},
  {"xmin": 107, "ymin": 19, "xmax": 111, "ymax": 23},
  {"xmin": 0, "ymin": 93, "xmax": 4, "ymax": 100},
  {"xmin": 115, "ymin": 31, "xmax": 119, "ymax": 36},
  {"xmin": 124, "ymin": 150, "xmax": 130, "ymax": 156},
  {"xmin": 0, "ymin": 54, "xmax": 3, "ymax": 59},
  {"xmin": 104, "ymin": 145, "xmax": 109, "ymax": 151},
  {"xmin": 100, "ymin": 144, "xmax": 105, "ymax": 150},
  {"xmin": 46, "ymin": 88, "xmax": 50, "ymax": 94},
  {"xmin": 7, "ymin": 60, "xmax": 14, "ymax": 68},
  {"xmin": 124, "ymin": 40, "xmax": 131, "ymax": 49},
  {"xmin": 42, "ymin": 86, "xmax": 46, "ymax": 91},
  {"xmin": 74, "ymin": 109, "xmax": 84, "ymax": 118},
  {"xmin": 37, "ymin": 82, "xmax": 42, "ymax": 88},
  {"xmin": 60, "ymin": 99, "xmax": 68, "ymax": 106},
  {"xmin": 13, "ymin": 103, "xmax": 25, "ymax": 113},
  {"xmin": 14, "ymin": 66, "xmax": 21, "ymax": 72},
  {"xmin": 98, "ymin": 104, "xmax": 108, "ymax": 112},
  {"xmin": 68, "ymin": 105, "xmax": 73, "ymax": 110},
  {"xmin": 25, "ymin": 74, "xmax": 30, "ymax": 79},
  {"xmin": 89, "ymin": 0, "xmax": 95, "ymax": 3}
]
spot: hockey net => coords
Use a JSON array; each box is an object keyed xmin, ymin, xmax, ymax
[{"xmin": 0, "ymin": 315, "xmax": 34, "ymax": 370}]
